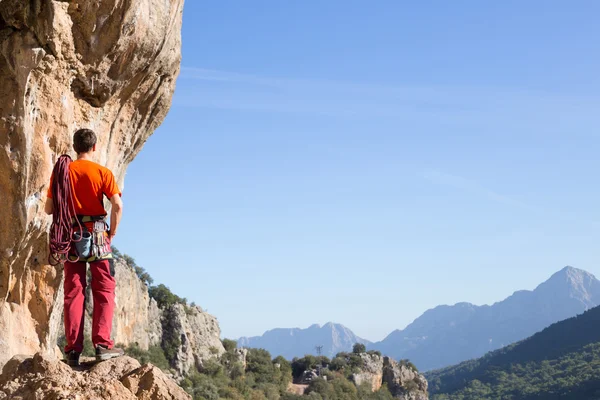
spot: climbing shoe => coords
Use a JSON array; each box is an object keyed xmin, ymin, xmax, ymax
[
  {"xmin": 65, "ymin": 350, "xmax": 81, "ymax": 367},
  {"xmin": 95, "ymin": 345, "xmax": 124, "ymax": 361}
]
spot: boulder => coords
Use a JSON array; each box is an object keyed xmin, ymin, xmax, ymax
[{"xmin": 0, "ymin": 0, "xmax": 184, "ymax": 367}]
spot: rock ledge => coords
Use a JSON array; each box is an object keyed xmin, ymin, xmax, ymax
[{"xmin": 0, "ymin": 353, "xmax": 190, "ymax": 400}]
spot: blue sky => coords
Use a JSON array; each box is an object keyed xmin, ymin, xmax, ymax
[{"xmin": 115, "ymin": 1, "xmax": 600, "ymax": 341}]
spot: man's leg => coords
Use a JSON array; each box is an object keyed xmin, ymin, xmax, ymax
[
  {"xmin": 63, "ymin": 261, "xmax": 87, "ymax": 353},
  {"xmin": 90, "ymin": 259, "xmax": 116, "ymax": 348}
]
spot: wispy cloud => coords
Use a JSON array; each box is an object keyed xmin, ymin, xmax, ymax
[
  {"xmin": 422, "ymin": 169, "xmax": 600, "ymax": 229},
  {"xmin": 423, "ymin": 169, "xmax": 531, "ymax": 210},
  {"xmin": 177, "ymin": 67, "xmax": 600, "ymax": 129}
]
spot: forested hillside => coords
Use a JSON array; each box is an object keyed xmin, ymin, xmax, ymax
[{"xmin": 428, "ymin": 306, "xmax": 600, "ymax": 399}]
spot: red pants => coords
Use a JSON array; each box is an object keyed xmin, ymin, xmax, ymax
[{"xmin": 63, "ymin": 259, "xmax": 115, "ymax": 353}]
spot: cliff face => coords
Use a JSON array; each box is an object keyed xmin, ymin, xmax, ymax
[
  {"xmin": 165, "ymin": 303, "xmax": 225, "ymax": 376},
  {"xmin": 0, "ymin": 0, "xmax": 184, "ymax": 366}
]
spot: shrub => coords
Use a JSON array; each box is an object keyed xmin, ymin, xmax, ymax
[
  {"xmin": 124, "ymin": 343, "xmax": 170, "ymax": 371},
  {"xmin": 202, "ymin": 358, "xmax": 224, "ymax": 377},
  {"xmin": 330, "ymin": 354, "xmax": 350, "ymax": 374},
  {"xmin": 149, "ymin": 284, "xmax": 186, "ymax": 308},
  {"xmin": 222, "ymin": 338, "xmax": 238, "ymax": 353},
  {"xmin": 246, "ymin": 348, "xmax": 277, "ymax": 385},
  {"xmin": 306, "ymin": 377, "xmax": 335, "ymax": 398},
  {"xmin": 403, "ymin": 379, "xmax": 419, "ymax": 391},
  {"xmin": 352, "ymin": 343, "xmax": 366, "ymax": 354},
  {"xmin": 160, "ymin": 307, "xmax": 182, "ymax": 364},
  {"xmin": 399, "ymin": 359, "xmax": 419, "ymax": 372},
  {"xmin": 123, "ymin": 254, "xmax": 136, "ymax": 267},
  {"xmin": 111, "ymin": 246, "xmax": 122, "ymax": 259}
]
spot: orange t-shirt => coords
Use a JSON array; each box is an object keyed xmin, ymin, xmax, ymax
[{"xmin": 47, "ymin": 159, "xmax": 121, "ymax": 216}]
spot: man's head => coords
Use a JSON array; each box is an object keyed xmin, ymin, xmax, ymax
[{"xmin": 73, "ymin": 129, "xmax": 97, "ymax": 154}]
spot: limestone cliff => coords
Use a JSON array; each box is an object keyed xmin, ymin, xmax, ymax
[
  {"xmin": 0, "ymin": 0, "xmax": 184, "ymax": 366},
  {"xmin": 163, "ymin": 303, "xmax": 225, "ymax": 376}
]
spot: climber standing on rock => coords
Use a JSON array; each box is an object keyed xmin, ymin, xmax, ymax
[{"xmin": 45, "ymin": 129, "xmax": 125, "ymax": 367}]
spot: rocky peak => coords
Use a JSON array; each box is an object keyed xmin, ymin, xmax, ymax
[{"xmin": 534, "ymin": 266, "xmax": 600, "ymax": 305}]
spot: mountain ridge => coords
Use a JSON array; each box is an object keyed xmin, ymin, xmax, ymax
[
  {"xmin": 373, "ymin": 265, "xmax": 600, "ymax": 370},
  {"xmin": 237, "ymin": 266, "xmax": 600, "ymax": 372},
  {"xmin": 238, "ymin": 322, "xmax": 371, "ymax": 359}
]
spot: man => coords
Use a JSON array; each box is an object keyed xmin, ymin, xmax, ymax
[{"xmin": 45, "ymin": 129, "xmax": 124, "ymax": 367}]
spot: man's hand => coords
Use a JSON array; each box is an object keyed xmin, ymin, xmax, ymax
[
  {"xmin": 109, "ymin": 194, "xmax": 123, "ymax": 243},
  {"xmin": 44, "ymin": 197, "xmax": 54, "ymax": 215}
]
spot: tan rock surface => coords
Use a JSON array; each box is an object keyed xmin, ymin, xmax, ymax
[
  {"xmin": 122, "ymin": 364, "xmax": 192, "ymax": 400},
  {"xmin": 0, "ymin": 353, "xmax": 189, "ymax": 399},
  {"xmin": 0, "ymin": 0, "xmax": 184, "ymax": 367},
  {"xmin": 165, "ymin": 303, "xmax": 225, "ymax": 376},
  {"xmin": 382, "ymin": 357, "xmax": 429, "ymax": 400},
  {"xmin": 351, "ymin": 353, "xmax": 384, "ymax": 392}
]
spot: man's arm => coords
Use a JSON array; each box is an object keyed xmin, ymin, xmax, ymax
[
  {"xmin": 44, "ymin": 197, "xmax": 54, "ymax": 215},
  {"xmin": 108, "ymin": 194, "xmax": 123, "ymax": 240}
]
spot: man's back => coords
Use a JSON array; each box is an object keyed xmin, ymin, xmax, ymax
[
  {"xmin": 69, "ymin": 160, "xmax": 120, "ymax": 216},
  {"xmin": 48, "ymin": 159, "xmax": 120, "ymax": 217}
]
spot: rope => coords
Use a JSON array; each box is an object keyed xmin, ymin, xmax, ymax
[{"xmin": 48, "ymin": 155, "xmax": 82, "ymax": 265}]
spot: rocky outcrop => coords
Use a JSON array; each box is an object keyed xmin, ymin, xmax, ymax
[
  {"xmin": 348, "ymin": 353, "xmax": 428, "ymax": 399},
  {"xmin": 351, "ymin": 353, "xmax": 383, "ymax": 392},
  {"xmin": 234, "ymin": 347, "xmax": 248, "ymax": 369},
  {"xmin": 0, "ymin": 0, "xmax": 184, "ymax": 367},
  {"xmin": 0, "ymin": 353, "xmax": 190, "ymax": 399},
  {"xmin": 383, "ymin": 357, "xmax": 428, "ymax": 400},
  {"xmin": 162, "ymin": 303, "xmax": 225, "ymax": 377}
]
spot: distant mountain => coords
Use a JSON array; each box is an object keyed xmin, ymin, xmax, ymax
[
  {"xmin": 372, "ymin": 266, "xmax": 600, "ymax": 371},
  {"xmin": 427, "ymin": 305, "xmax": 600, "ymax": 399},
  {"xmin": 237, "ymin": 322, "xmax": 371, "ymax": 359}
]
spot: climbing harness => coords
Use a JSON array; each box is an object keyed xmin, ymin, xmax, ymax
[{"xmin": 68, "ymin": 215, "xmax": 112, "ymax": 262}]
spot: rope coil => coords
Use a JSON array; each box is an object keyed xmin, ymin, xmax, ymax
[{"xmin": 48, "ymin": 155, "xmax": 82, "ymax": 265}]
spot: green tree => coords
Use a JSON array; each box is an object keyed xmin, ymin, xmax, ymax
[
  {"xmin": 353, "ymin": 343, "xmax": 366, "ymax": 354},
  {"xmin": 149, "ymin": 284, "xmax": 186, "ymax": 308},
  {"xmin": 223, "ymin": 338, "xmax": 238, "ymax": 352}
]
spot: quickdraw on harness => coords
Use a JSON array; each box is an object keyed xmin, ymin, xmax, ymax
[{"xmin": 48, "ymin": 155, "xmax": 113, "ymax": 265}]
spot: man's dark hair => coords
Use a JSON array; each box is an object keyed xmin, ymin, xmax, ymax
[{"xmin": 73, "ymin": 129, "xmax": 97, "ymax": 154}]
